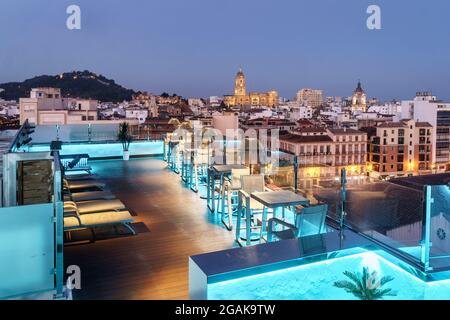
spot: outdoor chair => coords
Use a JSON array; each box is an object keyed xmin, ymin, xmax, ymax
[
  {"xmin": 267, "ymin": 204, "xmax": 328, "ymax": 242},
  {"xmin": 236, "ymin": 175, "xmax": 272, "ymax": 242},
  {"xmin": 220, "ymin": 168, "xmax": 250, "ymax": 228}
]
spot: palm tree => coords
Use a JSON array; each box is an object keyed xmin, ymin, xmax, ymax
[{"xmin": 334, "ymin": 267, "xmax": 396, "ymax": 300}]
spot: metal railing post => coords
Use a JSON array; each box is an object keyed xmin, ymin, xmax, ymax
[
  {"xmin": 293, "ymin": 156, "xmax": 298, "ymax": 193},
  {"xmin": 340, "ymin": 168, "xmax": 347, "ymax": 231},
  {"xmin": 52, "ymin": 152, "xmax": 65, "ymax": 299},
  {"xmin": 420, "ymin": 185, "xmax": 433, "ymax": 272}
]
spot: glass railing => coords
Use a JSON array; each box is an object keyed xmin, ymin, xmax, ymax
[
  {"xmin": 18, "ymin": 123, "xmax": 163, "ymax": 145},
  {"xmin": 345, "ymin": 180, "xmax": 424, "ymax": 263},
  {"xmin": 428, "ymin": 184, "xmax": 450, "ymax": 271},
  {"xmin": 265, "ymin": 151, "xmax": 296, "ymax": 191}
]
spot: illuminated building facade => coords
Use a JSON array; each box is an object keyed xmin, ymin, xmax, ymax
[
  {"xmin": 224, "ymin": 69, "xmax": 279, "ymax": 108},
  {"xmin": 368, "ymin": 119, "xmax": 433, "ymax": 178},
  {"xmin": 279, "ymin": 128, "xmax": 368, "ymax": 189},
  {"xmin": 351, "ymin": 81, "xmax": 367, "ymax": 113}
]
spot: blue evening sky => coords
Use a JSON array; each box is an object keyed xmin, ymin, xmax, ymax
[{"xmin": 0, "ymin": 0, "xmax": 449, "ymax": 101}]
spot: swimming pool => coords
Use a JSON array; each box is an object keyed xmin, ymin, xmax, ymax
[{"xmin": 207, "ymin": 251, "xmax": 450, "ymax": 300}]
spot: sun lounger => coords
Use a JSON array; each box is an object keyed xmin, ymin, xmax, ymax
[
  {"xmin": 64, "ymin": 199, "xmax": 126, "ymax": 214},
  {"xmin": 69, "ymin": 190, "xmax": 116, "ymax": 202},
  {"xmin": 64, "ymin": 174, "xmax": 98, "ymax": 181},
  {"xmin": 64, "ymin": 210, "xmax": 135, "ymax": 235},
  {"xmin": 63, "ymin": 179, "xmax": 106, "ymax": 191}
]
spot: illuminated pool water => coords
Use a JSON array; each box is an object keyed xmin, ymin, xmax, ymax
[
  {"xmin": 207, "ymin": 251, "xmax": 450, "ymax": 300},
  {"xmin": 22, "ymin": 141, "xmax": 164, "ymax": 159}
]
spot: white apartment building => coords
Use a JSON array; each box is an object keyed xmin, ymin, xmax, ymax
[
  {"xmin": 288, "ymin": 104, "xmax": 314, "ymax": 120},
  {"xmin": 208, "ymin": 96, "xmax": 223, "ymax": 108},
  {"xmin": 368, "ymin": 102, "xmax": 401, "ymax": 116},
  {"xmin": 401, "ymin": 92, "xmax": 450, "ymax": 172},
  {"xmin": 0, "ymin": 101, "xmax": 19, "ymax": 117},
  {"xmin": 125, "ymin": 107, "xmax": 149, "ymax": 124}
]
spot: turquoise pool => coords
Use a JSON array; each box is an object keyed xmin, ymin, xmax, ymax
[
  {"xmin": 207, "ymin": 251, "xmax": 450, "ymax": 300},
  {"xmin": 21, "ymin": 141, "xmax": 164, "ymax": 159}
]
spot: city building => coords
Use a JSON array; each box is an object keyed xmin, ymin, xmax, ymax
[
  {"xmin": 240, "ymin": 117, "xmax": 297, "ymax": 133},
  {"xmin": 19, "ymin": 88, "xmax": 99, "ymax": 125},
  {"xmin": 223, "ymin": 68, "xmax": 279, "ymax": 108},
  {"xmin": 125, "ymin": 106, "xmax": 149, "ymax": 124},
  {"xmin": 351, "ymin": 81, "xmax": 367, "ymax": 113},
  {"xmin": 188, "ymin": 98, "xmax": 207, "ymax": 115},
  {"xmin": 132, "ymin": 92, "xmax": 159, "ymax": 118},
  {"xmin": 367, "ymin": 102, "xmax": 401, "ymax": 116},
  {"xmin": 157, "ymin": 94, "xmax": 182, "ymax": 105},
  {"xmin": 401, "ymin": 92, "xmax": 450, "ymax": 172},
  {"xmin": 284, "ymin": 101, "xmax": 314, "ymax": 120},
  {"xmin": 279, "ymin": 128, "xmax": 368, "ymax": 189},
  {"xmin": 368, "ymin": 119, "xmax": 434, "ymax": 178},
  {"xmin": 296, "ymin": 88, "xmax": 323, "ymax": 108},
  {"xmin": 207, "ymin": 96, "xmax": 223, "ymax": 108}
]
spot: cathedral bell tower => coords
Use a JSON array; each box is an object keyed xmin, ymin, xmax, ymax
[{"xmin": 234, "ymin": 68, "xmax": 246, "ymax": 96}]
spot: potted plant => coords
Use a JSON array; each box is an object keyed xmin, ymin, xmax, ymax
[
  {"xmin": 333, "ymin": 267, "xmax": 396, "ymax": 300},
  {"xmin": 118, "ymin": 122, "xmax": 132, "ymax": 161}
]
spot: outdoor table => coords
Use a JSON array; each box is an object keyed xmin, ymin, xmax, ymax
[{"xmin": 236, "ymin": 190, "xmax": 310, "ymax": 246}]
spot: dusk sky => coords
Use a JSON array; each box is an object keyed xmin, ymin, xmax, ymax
[{"xmin": 1, "ymin": 0, "xmax": 449, "ymax": 101}]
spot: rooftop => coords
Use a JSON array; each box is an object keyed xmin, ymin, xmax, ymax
[
  {"xmin": 279, "ymin": 133, "xmax": 333, "ymax": 143},
  {"xmin": 327, "ymin": 128, "xmax": 365, "ymax": 135},
  {"xmin": 65, "ymin": 158, "xmax": 236, "ymax": 299}
]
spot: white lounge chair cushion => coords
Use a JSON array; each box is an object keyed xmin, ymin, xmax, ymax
[
  {"xmin": 64, "ymin": 210, "xmax": 133, "ymax": 229},
  {"xmin": 71, "ymin": 191, "xmax": 116, "ymax": 202},
  {"xmin": 65, "ymin": 199, "xmax": 126, "ymax": 214},
  {"xmin": 64, "ymin": 179, "xmax": 106, "ymax": 190}
]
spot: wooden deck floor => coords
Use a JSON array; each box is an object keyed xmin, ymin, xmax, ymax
[{"xmin": 64, "ymin": 158, "xmax": 236, "ymax": 300}]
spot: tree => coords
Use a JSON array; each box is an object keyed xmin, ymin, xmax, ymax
[{"xmin": 334, "ymin": 267, "xmax": 396, "ymax": 300}]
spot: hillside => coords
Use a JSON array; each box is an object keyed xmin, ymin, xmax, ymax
[{"xmin": 0, "ymin": 71, "xmax": 138, "ymax": 102}]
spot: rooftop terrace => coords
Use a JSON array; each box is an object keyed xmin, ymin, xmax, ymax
[
  {"xmin": 64, "ymin": 157, "xmax": 236, "ymax": 299},
  {"xmin": 1, "ymin": 122, "xmax": 449, "ymax": 300}
]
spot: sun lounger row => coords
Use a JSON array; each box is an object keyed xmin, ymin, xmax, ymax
[{"xmin": 62, "ymin": 175, "xmax": 136, "ymax": 239}]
